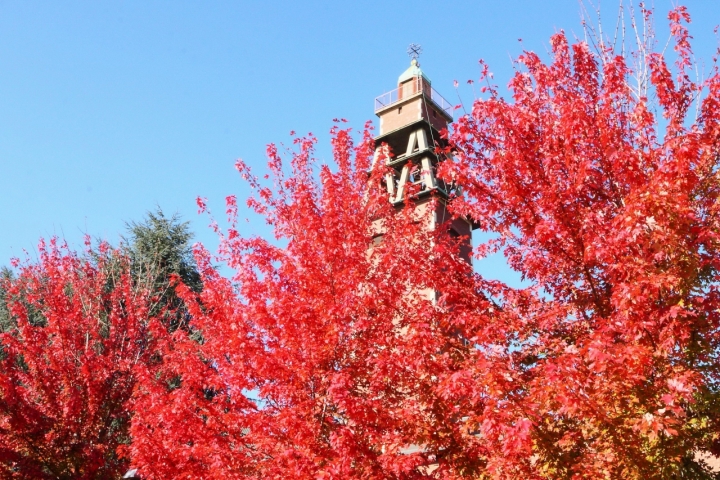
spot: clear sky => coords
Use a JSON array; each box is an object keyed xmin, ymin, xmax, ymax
[{"xmin": 1, "ymin": 1, "xmax": 718, "ymax": 285}]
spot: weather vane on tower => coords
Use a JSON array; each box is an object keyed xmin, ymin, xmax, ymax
[{"xmin": 407, "ymin": 43, "xmax": 422, "ymax": 63}]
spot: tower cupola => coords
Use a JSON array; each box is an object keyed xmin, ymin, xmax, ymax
[{"xmin": 398, "ymin": 58, "xmax": 431, "ymax": 85}]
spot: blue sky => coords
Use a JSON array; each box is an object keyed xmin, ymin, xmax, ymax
[{"xmin": 1, "ymin": 1, "xmax": 718, "ymax": 285}]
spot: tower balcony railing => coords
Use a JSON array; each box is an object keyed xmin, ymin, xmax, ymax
[{"xmin": 374, "ymin": 77, "xmax": 454, "ymax": 118}]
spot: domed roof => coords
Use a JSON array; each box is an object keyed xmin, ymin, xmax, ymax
[{"xmin": 398, "ymin": 59, "xmax": 431, "ymax": 85}]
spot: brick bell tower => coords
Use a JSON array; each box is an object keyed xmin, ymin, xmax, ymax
[{"xmin": 372, "ymin": 45, "xmax": 474, "ymax": 265}]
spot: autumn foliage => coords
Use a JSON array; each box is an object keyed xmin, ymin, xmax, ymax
[
  {"xmin": 440, "ymin": 6, "xmax": 720, "ymax": 478},
  {"xmin": 2, "ymin": 4, "xmax": 720, "ymax": 479},
  {"xmin": 126, "ymin": 125, "xmax": 491, "ymax": 478},
  {"xmin": 0, "ymin": 239, "xmax": 160, "ymax": 478},
  {"xmin": 126, "ymin": 6, "xmax": 720, "ymax": 479}
]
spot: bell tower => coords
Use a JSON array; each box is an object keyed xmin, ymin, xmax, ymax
[{"xmin": 372, "ymin": 46, "xmax": 474, "ymax": 264}]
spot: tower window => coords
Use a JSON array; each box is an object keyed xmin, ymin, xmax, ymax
[{"xmin": 398, "ymin": 106, "xmax": 402, "ymax": 114}]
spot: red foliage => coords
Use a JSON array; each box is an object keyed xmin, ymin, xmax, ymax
[
  {"xmin": 440, "ymin": 5, "xmax": 720, "ymax": 478},
  {"xmin": 126, "ymin": 6, "xmax": 720, "ymax": 479},
  {"xmin": 0, "ymin": 239, "xmax": 159, "ymax": 479},
  {"xmin": 127, "ymin": 124, "xmax": 497, "ymax": 479}
]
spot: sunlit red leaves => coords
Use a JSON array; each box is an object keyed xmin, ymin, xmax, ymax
[
  {"xmin": 113, "ymin": 5, "xmax": 720, "ymax": 479},
  {"xmin": 0, "ymin": 239, "xmax": 158, "ymax": 479},
  {"xmin": 126, "ymin": 121, "xmax": 510, "ymax": 479},
  {"xmin": 442, "ymin": 5, "xmax": 720, "ymax": 478}
]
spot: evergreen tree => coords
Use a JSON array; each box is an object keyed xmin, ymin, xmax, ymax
[
  {"xmin": 0, "ymin": 268, "xmax": 13, "ymax": 334},
  {"xmin": 123, "ymin": 208, "xmax": 202, "ymax": 331}
]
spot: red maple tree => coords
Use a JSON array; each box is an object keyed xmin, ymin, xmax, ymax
[
  {"xmin": 123, "ymin": 5, "xmax": 720, "ymax": 479},
  {"xmin": 0, "ymin": 239, "xmax": 161, "ymax": 479},
  {"xmin": 127, "ymin": 125, "xmax": 497, "ymax": 479},
  {"xmin": 441, "ymin": 5, "xmax": 720, "ymax": 478}
]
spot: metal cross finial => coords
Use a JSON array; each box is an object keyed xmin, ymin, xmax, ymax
[{"xmin": 407, "ymin": 43, "xmax": 422, "ymax": 61}]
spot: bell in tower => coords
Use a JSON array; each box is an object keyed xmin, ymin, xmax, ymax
[{"xmin": 372, "ymin": 45, "xmax": 475, "ymax": 265}]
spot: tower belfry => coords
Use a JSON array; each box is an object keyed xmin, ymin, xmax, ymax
[{"xmin": 372, "ymin": 48, "xmax": 474, "ymax": 264}]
